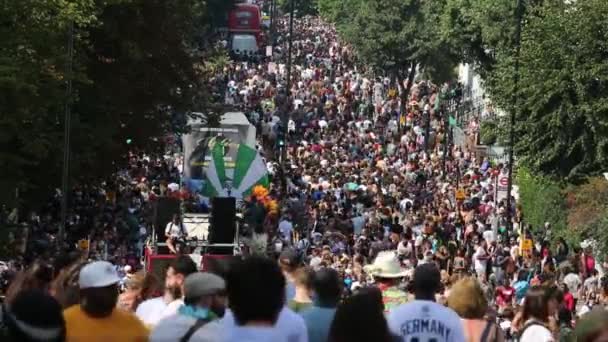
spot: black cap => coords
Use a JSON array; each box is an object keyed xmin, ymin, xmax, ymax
[
  {"xmin": 6, "ymin": 289, "xmax": 65, "ymax": 340},
  {"xmin": 412, "ymin": 263, "xmax": 441, "ymax": 293}
]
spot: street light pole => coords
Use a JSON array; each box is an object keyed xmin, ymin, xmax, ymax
[
  {"xmin": 269, "ymin": 0, "xmax": 275, "ymax": 44},
  {"xmin": 59, "ymin": 21, "xmax": 74, "ymax": 246},
  {"xmin": 285, "ymin": 0, "xmax": 295, "ymax": 97},
  {"xmin": 279, "ymin": 0, "xmax": 295, "ymax": 193},
  {"xmin": 506, "ymin": 0, "xmax": 524, "ymax": 232},
  {"xmin": 442, "ymin": 108, "xmax": 449, "ymax": 179}
]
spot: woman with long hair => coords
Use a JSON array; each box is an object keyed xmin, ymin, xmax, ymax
[
  {"xmin": 517, "ymin": 286, "xmax": 554, "ymax": 342},
  {"xmin": 4, "ymin": 260, "xmax": 54, "ymax": 306},
  {"xmin": 49, "ymin": 259, "xmax": 88, "ymax": 309},
  {"xmin": 2, "ymin": 289, "xmax": 66, "ymax": 342},
  {"xmin": 117, "ymin": 271, "xmax": 161, "ymax": 312},
  {"xmin": 328, "ymin": 287, "xmax": 397, "ymax": 342},
  {"xmin": 447, "ymin": 277, "xmax": 505, "ymax": 342}
]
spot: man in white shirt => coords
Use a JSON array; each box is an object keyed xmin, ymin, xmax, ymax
[
  {"xmin": 165, "ymin": 214, "xmax": 187, "ymax": 254},
  {"xmin": 318, "ymin": 119, "xmax": 328, "ymax": 130},
  {"xmin": 150, "ymin": 272, "xmax": 226, "ymax": 342},
  {"xmin": 222, "ymin": 257, "xmax": 308, "ymax": 342},
  {"xmin": 563, "ymin": 269, "xmax": 582, "ymax": 301},
  {"xmin": 137, "ymin": 255, "xmax": 198, "ymax": 326},
  {"xmin": 136, "ymin": 296, "xmax": 168, "ymax": 327},
  {"xmin": 473, "ymin": 240, "xmax": 490, "ymax": 278},
  {"xmin": 388, "ymin": 264, "xmax": 465, "ymax": 342}
]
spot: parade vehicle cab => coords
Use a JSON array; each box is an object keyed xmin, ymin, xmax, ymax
[{"xmin": 228, "ymin": 3, "xmax": 262, "ymax": 43}]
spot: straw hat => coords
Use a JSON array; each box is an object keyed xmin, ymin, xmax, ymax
[{"xmin": 364, "ymin": 251, "xmax": 407, "ymax": 278}]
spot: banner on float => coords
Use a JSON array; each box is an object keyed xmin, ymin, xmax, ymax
[{"xmin": 182, "ymin": 112, "xmax": 255, "ymax": 197}]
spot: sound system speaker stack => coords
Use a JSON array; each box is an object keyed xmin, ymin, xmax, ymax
[{"xmin": 208, "ymin": 197, "xmax": 237, "ymax": 255}]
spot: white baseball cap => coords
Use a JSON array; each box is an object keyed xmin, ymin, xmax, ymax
[{"xmin": 79, "ymin": 261, "xmax": 120, "ymax": 289}]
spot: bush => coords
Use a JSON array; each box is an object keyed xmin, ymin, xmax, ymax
[
  {"xmin": 566, "ymin": 177, "xmax": 608, "ymax": 257},
  {"xmin": 516, "ymin": 167, "xmax": 568, "ymax": 242},
  {"xmin": 480, "ymin": 120, "xmax": 497, "ymax": 145}
]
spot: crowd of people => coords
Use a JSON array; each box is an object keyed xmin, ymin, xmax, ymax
[
  {"xmin": 0, "ymin": 150, "xmax": 184, "ymax": 292},
  {"xmin": 2, "ymin": 13, "xmax": 608, "ymax": 342}
]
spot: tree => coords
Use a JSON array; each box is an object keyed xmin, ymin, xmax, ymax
[
  {"xmin": 278, "ymin": 0, "xmax": 318, "ymax": 17},
  {"xmin": 516, "ymin": 167, "xmax": 568, "ymax": 241},
  {"xmin": 0, "ymin": 0, "xmax": 100, "ymax": 207},
  {"xmin": 439, "ymin": 0, "xmax": 518, "ymax": 77},
  {"xmin": 485, "ymin": 0, "xmax": 608, "ymax": 181},
  {"xmin": 0, "ymin": 0, "xmax": 234, "ymax": 209},
  {"xmin": 566, "ymin": 177, "xmax": 608, "ymax": 239},
  {"xmin": 320, "ymin": 0, "xmax": 461, "ymax": 116},
  {"xmin": 317, "ymin": 0, "xmax": 363, "ymax": 27}
]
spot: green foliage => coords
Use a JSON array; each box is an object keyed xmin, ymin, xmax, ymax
[
  {"xmin": 479, "ymin": 115, "xmax": 509, "ymax": 146},
  {"xmin": 278, "ymin": 0, "xmax": 318, "ymax": 17},
  {"xmin": 318, "ymin": 0, "xmax": 464, "ymax": 109},
  {"xmin": 516, "ymin": 166, "xmax": 568, "ymax": 241},
  {"xmin": 449, "ymin": 0, "xmax": 608, "ymax": 181},
  {"xmin": 439, "ymin": 0, "xmax": 517, "ymax": 76},
  {"xmin": 0, "ymin": 0, "xmax": 233, "ymax": 209},
  {"xmin": 480, "ymin": 121, "xmax": 498, "ymax": 146},
  {"xmin": 565, "ymin": 177, "xmax": 608, "ymax": 254}
]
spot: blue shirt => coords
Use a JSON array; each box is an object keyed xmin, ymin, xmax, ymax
[{"xmin": 299, "ymin": 305, "xmax": 337, "ymax": 342}]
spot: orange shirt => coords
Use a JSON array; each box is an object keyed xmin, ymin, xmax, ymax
[{"xmin": 64, "ymin": 305, "xmax": 148, "ymax": 342}]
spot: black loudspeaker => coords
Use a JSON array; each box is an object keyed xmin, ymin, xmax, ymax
[{"xmin": 209, "ymin": 197, "xmax": 236, "ymax": 246}]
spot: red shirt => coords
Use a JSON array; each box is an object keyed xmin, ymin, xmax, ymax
[
  {"xmin": 496, "ymin": 286, "xmax": 515, "ymax": 308},
  {"xmin": 563, "ymin": 292, "xmax": 575, "ymax": 312}
]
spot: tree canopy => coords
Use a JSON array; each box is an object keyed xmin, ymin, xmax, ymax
[
  {"xmin": 0, "ymin": 0, "xmax": 233, "ymax": 208},
  {"xmin": 278, "ymin": 0, "xmax": 319, "ymax": 17},
  {"xmin": 320, "ymin": 0, "xmax": 460, "ymax": 80},
  {"xmin": 509, "ymin": 0, "xmax": 608, "ymax": 181}
]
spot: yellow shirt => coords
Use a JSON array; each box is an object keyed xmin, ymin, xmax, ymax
[{"xmin": 64, "ymin": 305, "xmax": 149, "ymax": 342}]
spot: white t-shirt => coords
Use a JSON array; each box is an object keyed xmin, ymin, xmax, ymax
[
  {"xmin": 136, "ymin": 297, "xmax": 168, "ymax": 327},
  {"xmin": 473, "ymin": 246, "xmax": 488, "ymax": 272},
  {"xmin": 162, "ymin": 299, "xmax": 185, "ymax": 319},
  {"xmin": 288, "ymin": 119, "xmax": 296, "ymax": 133},
  {"xmin": 519, "ymin": 322, "xmax": 553, "ymax": 342},
  {"xmin": 482, "ymin": 230, "xmax": 495, "ymax": 244},
  {"xmin": 563, "ymin": 273, "xmax": 582, "ymax": 298},
  {"xmin": 221, "ymin": 307, "xmax": 308, "ymax": 342},
  {"xmin": 165, "ymin": 221, "xmax": 185, "ymax": 238},
  {"xmin": 388, "ymin": 300, "xmax": 465, "ymax": 342}
]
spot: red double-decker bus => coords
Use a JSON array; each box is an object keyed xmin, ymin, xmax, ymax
[{"xmin": 228, "ymin": 3, "xmax": 262, "ymax": 42}]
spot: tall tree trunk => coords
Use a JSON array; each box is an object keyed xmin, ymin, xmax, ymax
[{"xmin": 398, "ymin": 61, "xmax": 417, "ymax": 134}]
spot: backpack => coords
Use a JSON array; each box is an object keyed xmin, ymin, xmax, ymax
[
  {"xmin": 514, "ymin": 281, "xmax": 529, "ymax": 301},
  {"xmin": 515, "ymin": 321, "xmax": 545, "ymax": 342},
  {"xmin": 514, "ymin": 271, "xmax": 533, "ymax": 301}
]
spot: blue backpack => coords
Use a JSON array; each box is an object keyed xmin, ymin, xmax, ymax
[{"xmin": 514, "ymin": 272, "xmax": 533, "ymax": 301}]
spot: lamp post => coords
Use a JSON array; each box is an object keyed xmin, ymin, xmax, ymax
[
  {"xmin": 269, "ymin": 0, "xmax": 276, "ymax": 44},
  {"xmin": 59, "ymin": 21, "xmax": 74, "ymax": 246},
  {"xmin": 505, "ymin": 0, "xmax": 524, "ymax": 232},
  {"xmin": 280, "ymin": 0, "xmax": 295, "ymax": 193},
  {"xmin": 285, "ymin": 0, "xmax": 295, "ymax": 97}
]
